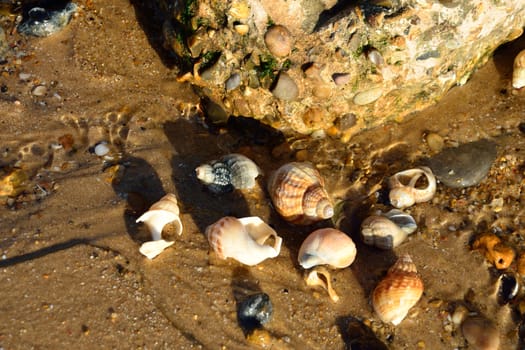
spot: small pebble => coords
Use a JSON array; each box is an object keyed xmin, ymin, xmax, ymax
[
  {"xmin": 332, "ymin": 73, "xmax": 351, "ymax": 86},
  {"xmin": 32, "ymin": 85, "xmax": 47, "ymax": 96},
  {"xmin": 426, "ymin": 139, "xmax": 497, "ymax": 188},
  {"xmin": 353, "ymin": 86, "xmax": 383, "ymax": 105},
  {"xmin": 271, "ymin": 72, "xmax": 298, "ymax": 101},
  {"xmin": 237, "ymin": 293, "xmax": 273, "ymax": 331},
  {"xmin": 225, "ymin": 73, "xmax": 241, "ymax": 91},
  {"xmin": 264, "ymin": 25, "xmax": 293, "ymax": 57},
  {"xmin": 94, "ymin": 142, "xmax": 110, "ymax": 157},
  {"xmin": 461, "ymin": 316, "xmax": 500, "ymax": 350},
  {"xmin": 426, "ymin": 132, "xmax": 444, "ymax": 152},
  {"xmin": 451, "ymin": 305, "xmax": 469, "ymax": 326},
  {"xmin": 19, "ymin": 73, "xmax": 32, "ymax": 81}
]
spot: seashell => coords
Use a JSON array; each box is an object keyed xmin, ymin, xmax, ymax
[
  {"xmin": 305, "ymin": 266, "xmax": 340, "ymax": 302},
  {"xmin": 298, "ymin": 228, "xmax": 356, "ymax": 269},
  {"xmin": 139, "ymin": 240, "xmax": 175, "ymax": 260},
  {"xmin": 264, "ymin": 25, "xmax": 293, "ymax": 57},
  {"xmin": 472, "ymin": 234, "xmax": 515, "ymax": 269},
  {"xmin": 195, "ymin": 153, "xmax": 261, "ymax": 194},
  {"xmin": 388, "ymin": 166, "xmax": 436, "ymax": 209},
  {"xmin": 461, "ymin": 316, "xmax": 500, "ymax": 350},
  {"xmin": 496, "ymin": 273, "xmax": 519, "ymax": 305},
  {"xmin": 372, "ymin": 254, "xmax": 424, "ymax": 325},
  {"xmin": 512, "ymin": 49, "xmax": 525, "ymax": 89},
  {"xmin": 361, "ymin": 216, "xmax": 407, "ymax": 250},
  {"xmin": 268, "ymin": 162, "xmax": 334, "ymax": 225},
  {"xmin": 205, "ymin": 216, "xmax": 282, "ymax": 266},
  {"xmin": 136, "ymin": 193, "xmax": 183, "ymax": 241},
  {"xmin": 17, "ymin": 2, "xmax": 78, "ymax": 37},
  {"xmin": 383, "ymin": 209, "xmax": 417, "ymax": 234}
]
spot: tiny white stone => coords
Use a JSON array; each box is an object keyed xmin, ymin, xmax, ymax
[
  {"xmin": 19, "ymin": 73, "xmax": 32, "ymax": 81},
  {"xmin": 94, "ymin": 142, "xmax": 110, "ymax": 156},
  {"xmin": 32, "ymin": 85, "xmax": 47, "ymax": 96}
]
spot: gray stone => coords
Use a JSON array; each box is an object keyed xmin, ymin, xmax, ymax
[{"xmin": 426, "ymin": 139, "xmax": 497, "ymax": 188}]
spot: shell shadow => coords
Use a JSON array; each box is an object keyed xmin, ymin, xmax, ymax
[
  {"xmin": 163, "ymin": 118, "xmax": 255, "ymax": 234},
  {"xmin": 111, "ymin": 155, "xmax": 166, "ymax": 244},
  {"xmin": 492, "ymin": 31, "xmax": 525, "ymax": 83},
  {"xmin": 336, "ymin": 316, "xmax": 389, "ymax": 350}
]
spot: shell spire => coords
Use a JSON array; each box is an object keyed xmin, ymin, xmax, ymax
[
  {"xmin": 372, "ymin": 254, "xmax": 424, "ymax": 325},
  {"xmin": 268, "ymin": 162, "xmax": 334, "ymax": 225}
]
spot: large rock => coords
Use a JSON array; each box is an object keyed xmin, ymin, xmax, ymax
[{"xmin": 159, "ymin": 0, "xmax": 525, "ymax": 140}]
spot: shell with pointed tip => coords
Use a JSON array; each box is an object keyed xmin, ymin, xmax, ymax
[
  {"xmin": 372, "ymin": 254, "xmax": 424, "ymax": 325},
  {"xmin": 268, "ymin": 162, "xmax": 334, "ymax": 225},
  {"xmin": 136, "ymin": 193, "xmax": 183, "ymax": 241},
  {"xmin": 388, "ymin": 166, "xmax": 436, "ymax": 209},
  {"xmin": 361, "ymin": 210, "xmax": 416, "ymax": 250},
  {"xmin": 205, "ymin": 216, "xmax": 282, "ymax": 266},
  {"xmin": 298, "ymin": 228, "xmax": 356, "ymax": 269},
  {"xmin": 195, "ymin": 153, "xmax": 261, "ymax": 194}
]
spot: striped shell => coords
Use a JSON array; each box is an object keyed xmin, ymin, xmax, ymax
[
  {"xmin": 195, "ymin": 153, "xmax": 261, "ymax": 193},
  {"xmin": 361, "ymin": 209, "xmax": 417, "ymax": 250},
  {"xmin": 372, "ymin": 254, "xmax": 424, "ymax": 325},
  {"xmin": 298, "ymin": 228, "xmax": 356, "ymax": 269},
  {"xmin": 388, "ymin": 166, "xmax": 436, "ymax": 209},
  {"xmin": 205, "ymin": 216, "xmax": 282, "ymax": 266},
  {"xmin": 268, "ymin": 162, "xmax": 334, "ymax": 225}
]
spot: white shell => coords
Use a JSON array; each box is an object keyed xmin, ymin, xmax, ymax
[
  {"xmin": 298, "ymin": 228, "xmax": 356, "ymax": 269},
  {"xmin": 305, "ymin": 267, "xmax": 340, "ymax": 302},
  {"xmin": 361, "ymin": 209, "xmax": 417, "ymax": 249},
  {"xmin": 388, "ymin": 166, "xmax": 436, "ymax": 208},
  {"xmin": 205, "ymin": 216, "xmax": 282, "ymax": 266},
  {"xmin": 139, "ymin": 240, "xmax": 175, "ymax": 260},
  {"xmin": 136, "ymin": 193, "xmax": 183, "ymax": 241},
  {"xmin": 512, "ymin": 49, "xmax": 525, "ymax": 89}
]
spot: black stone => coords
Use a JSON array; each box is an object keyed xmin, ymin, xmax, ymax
[{"xmin": 237, "ymin": 293, "xmax": 273, "ymax": 331}]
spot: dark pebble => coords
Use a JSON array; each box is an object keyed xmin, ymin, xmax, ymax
[
  {"xmin": 237, "ymin": 293, "xmax": 273, "ymax": 331},
  {"xmin": 425, "ymin": 139, "xmax": 497, "ymax": 188}
]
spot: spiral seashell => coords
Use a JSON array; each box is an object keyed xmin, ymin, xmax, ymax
[
  {"xmin": 361, "ymin": 209, "xmax": 417, "ymax": 250},
  {"xmin": 388, "ymin": 166, "xmax": 436, "ymax": 209},
  {"xmin": 372, "ymin": 254, "xmax": 424, "ymax": 325},
  {"xmin": 136, "ymin": 193, "xmax": 183, "ymax": 241},
  {"xmin": 205, "ymin": 216, "xmax": 282, "ymax": 266},
  {"xmin": 195, "ymin": 153, "xmax": 261, "ymax": 194},
  {"xmin": 268, "ymin": 162, "xmax": 334, "ymax": 225},
  {"xmin": 298, "ymin": 228, "xmax": 356, "ymax": 269},
  {"xmin": 136, "ymin": 193, "xmax": 183, "ymax": 259}
]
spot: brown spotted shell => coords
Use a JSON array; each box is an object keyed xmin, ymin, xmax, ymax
[
  {"xmin": 268, "ymin": 162, "xmax": 334, "ymax": 225},
  {"xmin": 372, "ymin": 254, "xmax": 424, "ymax": 325}
]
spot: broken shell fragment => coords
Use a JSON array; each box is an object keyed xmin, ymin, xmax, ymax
[
  {"xmin": 461, "ymin": 316, "xmax": 500, "ymax": 350},
  {"xmin": 298, "ymin": 228, "xmax": 356, "ymax": 269},
  {"xmin": 139, "ymin": 240, "xmax": 175, "ymax": 260},
  {"xmin": 388, "ymin": 166, "xmax": 436, "ymax": 208},
  {"xmin": 512, "ymin": 49, "xmax": 525, "ymax": 89},
  {"xmin": 205, "ymin": 216, "xmax": 282, "ymax": 266},
  {"xmin": 268, "ymin": 162, "xmax": 334, "ymax": 225},
  {"xmin": 305, "ymin": 266, "xmax": 340, "ymax": 302},
  {"xmin": 136, "ymin": 193, "xmax": 183, "ymax": 241},
  {"xmin": 372, "ymin": 254, "xmax": 424, "ymax": 325},
  {"xmin": 196, "ymin": 153, "xmax": 261, "ymax": 194},
  {"xmin": 136, "ymin": 193, "xmax": 183, "ymax": 259},
  {"xmin": 472, "ymin": 234, "xmax": 515, "ymax": 269}
]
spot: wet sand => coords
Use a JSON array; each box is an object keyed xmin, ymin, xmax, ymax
[{"xmin": 1, "ymin": 1, "xmax": 525, "ymax": 349}]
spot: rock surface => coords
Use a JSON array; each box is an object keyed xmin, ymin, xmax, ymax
[{"xmin": 157, "ymin": 0, "xmax": 525, "ymax": 139}]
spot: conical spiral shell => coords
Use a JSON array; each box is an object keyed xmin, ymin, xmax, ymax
[
  {"xmin": 298, "ymin": 228, "xmax": 356, "ymax": 269},
  {"xmin": 372, "ymin": 254, "xmax": 424, "ymax": 325},
  {"xmin": 205, "ymin": 216, "xmax": 282, "ymax": 266},
  {"xmin": 136, "ymin": 193, "xmax": 183, "ymax": 241},
  {"xmin": 268, "ymin": 162, "xmax": 334, "ymax": 225},
  {"xmin": 195, "ymin": 153, "xmax": 261, "ymax": 193}
]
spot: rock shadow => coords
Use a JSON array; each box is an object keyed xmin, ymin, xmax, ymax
[
  {"xmin": 492, "ymin": 31, "xmax": 525, "ymax": 83},
  {"xmin": 129, "ymin": 0, "xmax": 177, "ymax": 69}
]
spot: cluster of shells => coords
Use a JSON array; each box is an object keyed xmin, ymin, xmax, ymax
[
  {"xmin": 160, "ymin": 0, "xmax": 525, "ymax": 139},
  {"xmin": 135, "ymin": 152, "xmax": 448, "ymax": 329}
]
